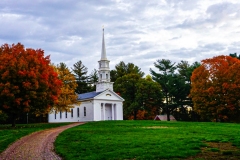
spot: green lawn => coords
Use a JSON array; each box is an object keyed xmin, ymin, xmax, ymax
[
  {"xmin": 0, "ymin": 123, "xmax": 71, "ymax": 153},
  {"xmin": 55, "ymin": 121, "xmax": 240, "ymax": 159}
]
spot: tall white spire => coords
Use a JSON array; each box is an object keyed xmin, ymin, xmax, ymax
[
  {"xmin": 96, "ymin": 28, "xmax": 113, "ymax": 92},
  {"xmin": 101, "ymin": 28, "xmax": 107, "ymax": 60}
]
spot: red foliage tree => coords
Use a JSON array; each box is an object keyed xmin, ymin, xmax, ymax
[
  {"xmin": 190, "ymin": 55, "xmax": 240, "ymax": 122},
  {"xmin": 0, "ymin": 43, "xmax": 62, "ymax": 126}
]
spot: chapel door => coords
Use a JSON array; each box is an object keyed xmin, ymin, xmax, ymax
[{"xmin": 105, "ymin": 105, "xmax": 112, "ymax": 120}]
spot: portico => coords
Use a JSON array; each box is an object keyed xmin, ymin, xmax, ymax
[{"xmin": 100, "ymin": 103, "xmax": 117, "ymax": 120}]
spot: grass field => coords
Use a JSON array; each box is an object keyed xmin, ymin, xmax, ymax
[
  {"xmin": 55, "ymin": 121, "xmax": 240, "ymax": 159},
  {"xmin": 0, "ymin": 123, "xmax": 71, "ymax": 153}
]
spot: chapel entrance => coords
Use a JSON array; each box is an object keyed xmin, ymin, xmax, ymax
[
  {"xmin": 105, "ymin": 105, "xmax": 112, "ymax": 120},
  {"xmin": 101, "ymin": 103, "xmax": 116, "ymax": 120}
]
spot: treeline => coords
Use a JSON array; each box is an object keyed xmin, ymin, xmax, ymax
[
  {"xmin": 1, "ymin": 43, "xmax": 240, "ymax": 124},
  {"xmin": 110, "ymin": 60, "xmax": 200, "ymax": 121},
  {"xmin": 111, "ymin": 54, "xmax": 240, "ymax": 122},
  {"xmin": 60, "ymin": 59, "xmax": 200, "ymax": 121},
  {"xmin": 115, "ymin": 54, "xmax": 240, "ymax": 122}
]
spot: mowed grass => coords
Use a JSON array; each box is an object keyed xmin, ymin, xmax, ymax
[
  {"xmin": 55, "ymin": 121, "xmax": 240, "ymax": 159},
  {"xmin": 0, "ymin": 123, "xmax": 71, "ymax": 153}
]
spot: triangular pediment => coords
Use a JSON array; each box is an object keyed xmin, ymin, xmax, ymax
[{"xmin": 94, "ymin": 89, "xmax": 124, "ymax": 101}]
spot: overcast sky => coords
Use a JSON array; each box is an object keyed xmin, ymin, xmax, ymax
[{"xmin": 1, "ymin": 0, "xmax": 240, "ymax": 76}]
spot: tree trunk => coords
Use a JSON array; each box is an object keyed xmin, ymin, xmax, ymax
[
  {"xmin": 12, "ymin": 113, "xmax": 16, "ymax": 127},
  {"xmin": 167, "ymin": 107, "xmax": 170, "ymax": 121},
  {"xmin": 166, "ymin": 94, "xmax": 170, "ymax": 121},
  {"xmin": 133, "ymin": 109, "xmax": 137, "ymax": 120}
]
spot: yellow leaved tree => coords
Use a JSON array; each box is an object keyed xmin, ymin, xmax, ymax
[{"xmin": 53, "ymin": 62, "xmax": 80, "ymax": 112}]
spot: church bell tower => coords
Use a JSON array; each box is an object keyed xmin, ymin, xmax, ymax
[{"xmin": 96, "ymin": 28, "xmax": 114, "ymax": 92}]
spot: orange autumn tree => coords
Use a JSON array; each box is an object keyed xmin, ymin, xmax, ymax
[
  {"xmin": 0, "ymin": 43, "xmax": 62, "ymax": 126},
  {"xmin": 190, "ymin": 55, "xmax": 240, "ymax": 122}
]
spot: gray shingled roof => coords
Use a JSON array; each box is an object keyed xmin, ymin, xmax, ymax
[{"xmin": 77, "ymin": 91, "xmax": 103, "ymax": 100}]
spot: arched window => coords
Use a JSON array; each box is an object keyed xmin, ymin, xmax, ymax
[
  {"xmin": 71, "ymin": 109, "xmax": 73, "ymax": 117},
  {"xmin": 100, "ymin": 74, "xmax": 102, "ymax": 80},
  {"xmin": 65, "ymin": 110, "xmax": 67, "ymax": 118},
  {"xmin": 84, "ymin": 107, "xmax": 86, "ymax": 116},
  {"xmin": 106, "ymin": 74, "xmax": 108, "ymax": 79}
]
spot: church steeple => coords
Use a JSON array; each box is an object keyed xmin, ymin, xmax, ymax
[
  {"xmin": 96, "ymin": 28, "xmax": 113, "ymax": 92},
  {"xmin": 101, "ymin": 28, "xmax": 107, "ymax": 60}
]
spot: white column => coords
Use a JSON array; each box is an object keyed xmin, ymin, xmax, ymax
[
  {"xmin": 114, "ymin": 104, "xmax": 117, "ymax": 120},
  {"xmin": 115, "ymin": 104, "xmax": 117, "ymax": 120},
  {"xmin": 103, "ymin": 103, "xmax": 105, "ymax": 120},
  {"xmin": 111, "ymin": 103, "xmax": 114, "ymax": 120}
]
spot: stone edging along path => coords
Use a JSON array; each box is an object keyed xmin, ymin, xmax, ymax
[{"xmin": 0, "ymin": 122, "xmax": 84, "ymax": 160}]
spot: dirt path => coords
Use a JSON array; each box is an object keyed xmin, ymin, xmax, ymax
[
  {"xmin": 0, "ymin": 123, "xmax": 84, "ymax": 160},
  {"xmin": 185, "ymin": 142, "xmax": 240, "ymax": 160}
]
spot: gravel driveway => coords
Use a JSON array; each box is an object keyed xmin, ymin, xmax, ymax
[{"xmin": 0, "ymin": 123, "xmax": 84, "ymax": 160}]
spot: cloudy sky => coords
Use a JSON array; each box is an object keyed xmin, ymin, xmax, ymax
[{"xmin": 1, "ymin": 0, "xmax": 240, "ymax": 75}]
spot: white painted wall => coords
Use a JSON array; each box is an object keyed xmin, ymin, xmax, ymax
[
  {"xmin": 48, "ymin": 108, "xmax": 79, "ymax": 123},
  {"xmin": 116, "ymin": 103, "xmax": 123, "ymax": 120},
  {"xmin": 80, "ymin": 101, "xmax": 94, "ymax": 121},
  {"xmin": 93, "ymin": 101, "xmax": 101, "ymax": 121},
  {"xmin": 48, "ymin": 101, "xmax": 94, "ymax": 123}
]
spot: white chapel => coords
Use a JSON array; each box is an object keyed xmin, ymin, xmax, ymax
[{"xmin": 48, "ymin": 29, "xmax": 124, "ymax": 122}]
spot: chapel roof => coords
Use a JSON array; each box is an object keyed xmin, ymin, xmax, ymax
[{"xmin": 77, "ymin": 91, "xmax": 103, "ymax": 100}]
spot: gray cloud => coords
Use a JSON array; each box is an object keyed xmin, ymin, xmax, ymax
[
  {"xmin": 0, "ymin": 0, "xmax": 240, "ymax": 75},
  {"xmin": 168, "ymin": 2, "xmax": 240, "ymax": 30},
  {"xmin": 207, "ymin": 2, "xmax": 240, "ymax": 21}
]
